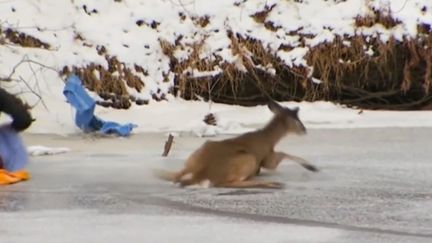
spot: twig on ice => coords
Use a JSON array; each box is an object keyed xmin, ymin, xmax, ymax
[{"xmin": 162, "ymin": 134, "xmax": 174, "ymax": 157}]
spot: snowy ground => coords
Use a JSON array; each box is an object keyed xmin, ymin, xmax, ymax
[
  {"xmin": 3, "ymin": 91, "xmax": 432, "ymax": 136},
  {"xmin": 20, "ymin": 99, "xmax": 432, "ymax": 136},
  {"xmin": 1, "ymin": 128, "xmax": 431, "ymax": 243}
]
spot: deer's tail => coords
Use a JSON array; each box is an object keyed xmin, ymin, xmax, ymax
[
  {"xmin": 153, "ymin": 168, "xmax": 192, "ymax": 182},
  {"xmin": 154, "ymin": 167, "xmax": 203, "ymax": 188},
  {"xmin": 153, "ymin": 169, "xmax": 178, "ymax": 181}
]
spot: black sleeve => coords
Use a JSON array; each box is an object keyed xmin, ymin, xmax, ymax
[{"xmin": 0, "ymin": 87, "xmax": 33, "ymax": 131}]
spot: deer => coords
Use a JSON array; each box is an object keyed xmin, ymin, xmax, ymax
[{"xmin": 155, "ymin": 100, "xmax": 318, "ymax": 189}]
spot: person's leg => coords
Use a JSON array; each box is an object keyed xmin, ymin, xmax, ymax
[{"xmin": 0, "ymin": 88, "xmax": 33, "ymax": 185}]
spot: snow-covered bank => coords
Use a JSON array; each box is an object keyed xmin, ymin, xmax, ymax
[
  {"xmin": 0, "ymin": 60, "xmax": 430, "ymax": 136},
  {"xmin": 1, "ymin": 62, "xmax": 430, "ymax": 136},
  {"xmin": 1, "ymin": 0, "xmax": 430, "ymax": 85},
  {"xmin": 0, "ymin": 0, "xmax": 431, "ymax": 136}
]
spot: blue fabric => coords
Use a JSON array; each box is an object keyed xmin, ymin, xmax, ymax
[
  {"xmin": 63, "ymin": 75, "xmax": 136, "ymax": 136},
  {"xmin": 0, "ymin": 125, "xmax": 28, "ymax": 172}
]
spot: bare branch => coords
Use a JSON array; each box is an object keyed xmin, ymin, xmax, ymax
[
  {"xmin": 18, "ymin": 76, "xmax": 47, "ymax": 109},
  {"xmin": 0, "ymin": 56, "xmax": 60, "ymax": 110},
  {"xmin": 0, "ymin": 56, "xmax": 59, "ymax": 82}
]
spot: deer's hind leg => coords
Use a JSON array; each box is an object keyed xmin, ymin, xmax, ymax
[{"xmin": 213, "ymin": 153, "xmax": 284, "ymax": 189}]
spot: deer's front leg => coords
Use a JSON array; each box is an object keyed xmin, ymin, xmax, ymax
[
  {"xmin": 262, "ymin": 151, "xmax": 318, "ymax": 172},
  {"xmin": 261, "ymin": 151, "xmax": 286, "ymax": 170}
]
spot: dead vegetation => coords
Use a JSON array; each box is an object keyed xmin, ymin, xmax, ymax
[
  {"xmin": 203, "ymin": 113, "xmax": 217, "ymax": 126},
  {"xmin": 166, "ymin": 30, "xmax": 312, "ymax": 106},
  {"xmin": 172, "ymin": 29, "xmax": 432, "ymax": 109},
  {"xmin": 1, "ymin": 28, "xmax": 50, "ymax": 49},
  {"xmin": 61, "ymin": 52, "xmax": 147, "ymax": 109},
  {"xmin": 3, "ymin": 5, "xmax": 430, "ymax": 110},
  {"xmin": 135, "ymin": 19, "xmax": 160, "ymax": 29},
  {"xmin": 62, "ymin": 16, "xmax": 431, "ymax": 110},
  {"xmin": 159, "ymin": 35, "xmax": 226, "ymax": 101},
  {"xmin": 306, "ymin": 33, "xmax": 432, "ymax": 109},
  {"xmin": 162, "ymin": 6, "xmax": 432, "ymax": 110},
  {"xmin": 355, "ymin": 7, "xmax": 401, "ymax": 29},
  {"xmin": 250, "ymin": 4, "xmax": 275, "ymax": 24},
  {"xmin": 250, "ymin": 4, "xmax": 281, "ymax": 32},
  {"xmin": 192, "ymin": 15, "xmax": 210, "ymax": 28}
]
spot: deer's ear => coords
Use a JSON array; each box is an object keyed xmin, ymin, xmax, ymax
[
  {"xmin": 292, "ymin": 107, "xmax": 299, "ymax": 115},
  {"xmin": 267, "ymin": 100, "xmax": 283, "ymax": 114}
]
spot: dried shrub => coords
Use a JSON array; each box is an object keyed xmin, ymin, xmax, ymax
[
  {"xmin": 168, "ymin": 30, "xmax": 312, "ymax": 106},
  {"xmin": 170, "ymin": 26, "xmax": 432, "ymax": 109},
  {"xmin": 250, "ymin": 4, "xmax": 276, "ymax": 24},
  {"xmin": 159, "ymin": 36, "xmax": 221, "ymax": 100},
  {"xmin": 3, "ymin": 28, "xmax": 50, "ymax": 49},
  {"xmin": 250, "ymin": 3, "xmax": 280, "ymax": 32},
  {"xmin": 57, "ymin": 6, "xmax": 432, "ymax": 110},
  {"xmin": 193, "ymin": 15, "xmax": 210, "ymax": 28},
  {"xmin": 203, "ymin": 113, "xmax": 217, "ymax": 126},
  {"xmin": 135, "ymin": 19, "xmax": 160, "ymax": 29},
  {"xmin": 306, "ymin": 33, "xmax": 432, "ymax": 109},
  {"xmin": 61, "ymin": 54, "xmax": 147, "ymax": 109},
  {"xmin": 169, "ymin": 3, "xmax": 432, "ymax": 110},
  {"xmin": 264, "ymin": 21, "xmax": 281, "ymax": 32},
  {"xmin": 355, "ymin": 7, "xmax": 401, "ymax": 29}
]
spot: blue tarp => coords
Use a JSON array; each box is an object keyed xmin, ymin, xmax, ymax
[
  {"xmin": 0, "ymin": 125, "xmax": 28, "ymax": 172},
  {"xmin": 63, "ymin": 75, "xmax": 136, "ymax": 136}
]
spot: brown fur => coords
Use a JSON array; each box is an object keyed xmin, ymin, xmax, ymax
[{"xmin": 155, "ymin": 100, "xmax": 317, "ymax": 189}]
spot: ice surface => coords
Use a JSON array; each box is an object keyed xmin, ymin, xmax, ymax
[{"xmin": 1, "ymin": 129, "xmax": 431, "ymax": 243}]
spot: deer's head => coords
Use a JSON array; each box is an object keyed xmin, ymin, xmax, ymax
[{"xmin": 268, "ymin": 100, "xmax": 306, "ymax": 135}]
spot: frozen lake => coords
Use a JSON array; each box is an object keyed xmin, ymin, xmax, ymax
[{"xmin": 1, "ymin": 128, "xmax": 431, "ymax": 243}]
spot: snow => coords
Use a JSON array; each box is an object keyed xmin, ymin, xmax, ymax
[
  {"xmin": 4, "ymin": 95, "xmax": 431, "ymax": 137},
  {"xmin": 0, "ymin": 0, "xmax": 431, "ymax": 136},
  {"xmin": 27, "ymin": 146, "xmax": 70, "ymax": 156},
  {"xmin": 370, "ymin": 0, "xmax": 432, "ymax": 37}
]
